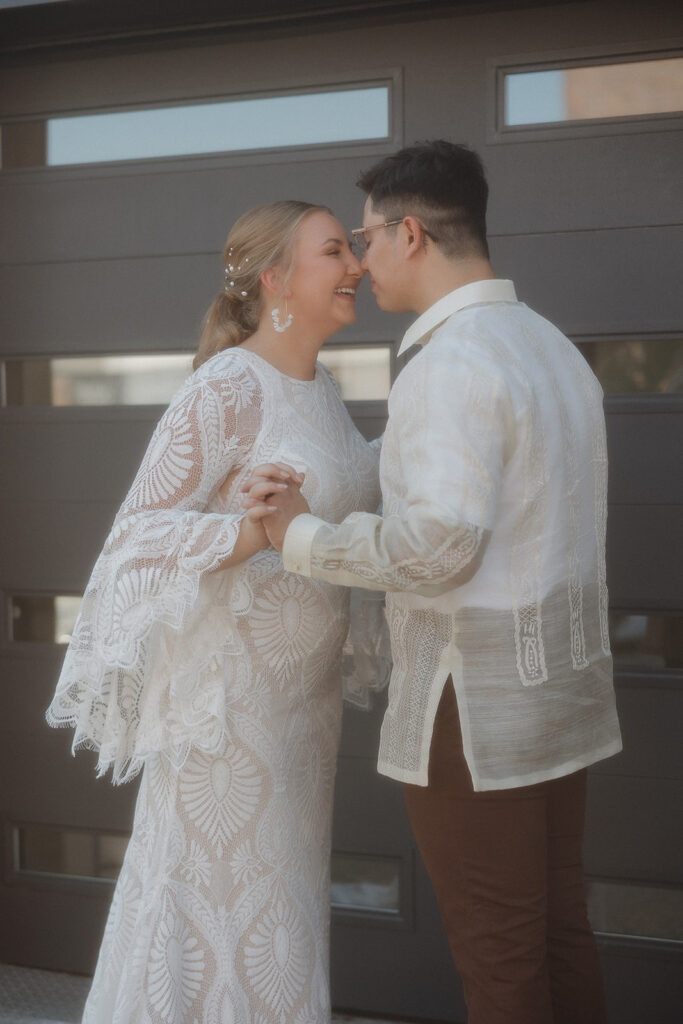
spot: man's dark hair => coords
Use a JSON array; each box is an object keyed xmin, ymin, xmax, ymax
[{"xmin": 357, "ymin": 140, "xmax": 489, "ymax": 259}]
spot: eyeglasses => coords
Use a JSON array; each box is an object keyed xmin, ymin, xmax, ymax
[
  {"xmin": 351, "ymin": 219, "xmax": 403, "ymax": 255},
  {"xmin": 351, "ymin": 218, "xmax": 439, "ymax": 255}
]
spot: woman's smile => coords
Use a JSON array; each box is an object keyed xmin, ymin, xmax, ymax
[{"xmin": 333, "ymin": 286, "xmax": 357, "ymax": 301}]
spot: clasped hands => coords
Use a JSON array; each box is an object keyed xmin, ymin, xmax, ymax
[{"xmin": 240, "ymin": 463, "xmax": 309, "ymax": 551}]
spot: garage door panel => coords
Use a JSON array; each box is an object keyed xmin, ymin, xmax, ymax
[
  {"xmin": 600, "ymin": 947, "xmax": 683, "ymax": 1024},
  {"xmin": 0, "ymin": 254, "xmax": 216, "ymax": 354},
  {"xmin": 0, "ymin": 728, "xmax": 138, "ymax": 830},
  {"xmin": 0, "ymin": 253, "xmax": 391, "ymax": 355},
  {"xmin": 590, "ymin": 683, "xmax": 683, "ymax": 781},
  {"xmin": 606, "ymin": 505, "xmax": 683, "ymax": 609},
  {"xmin": 0, "ymin": 416, "xmax": 156, "ymax": 501},
  {"xmin": 585, "ymin": 773, "xmax": 683, "ymax": 882},
  {"xmin": 339, "ymin": 699, "xmax": 387, "ymax": 759},
  {"xmin": 490, "ymin": 226, "xmax": 683, "ymax": 336},
  {"xmin": 0, "ymin": 500, "xmax": 116, "ymax": 590},
  {"xmin": 0, "ymin": 656, "xmax": 65, "ymax": 734},
  {"xmin": 606, "ymin": 406, "xmax": 683, "ymax": 506},
  {"xmin": 0, "ymin": 884, "xmax": 110, "ymax": 974},
  {"xmin": 0, "ymin": 154, "xmax": 385, "ymax": 266},
  {"xmin": 332, "ymin": 755, "xmax": 410, "ymax": 851},
  {"xmin": 488, "ymin": 129, "xmax": 683, "ymax": 236}
]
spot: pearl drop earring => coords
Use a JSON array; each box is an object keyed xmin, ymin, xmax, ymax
[{"xmin": 271, "ymin": 304, "xmax": 293, "ymax": 333}]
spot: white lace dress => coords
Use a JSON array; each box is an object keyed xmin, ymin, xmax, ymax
[{"xmin": 46, "ymin": 347, "xmax": 381, "ymax": 1024}]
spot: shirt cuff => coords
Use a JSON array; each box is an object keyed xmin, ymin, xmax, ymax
[{"xmin": 282, "ymin": 513, "xmax": 326, "ymax": 578}]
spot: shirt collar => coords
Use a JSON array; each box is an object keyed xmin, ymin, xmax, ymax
[{"xmin": 397, "ymin": 279, "xmax": 517, "ymax": 356}]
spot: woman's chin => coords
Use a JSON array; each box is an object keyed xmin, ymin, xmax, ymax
[{"xmin": 333, "ymin": 306, "xmax": 357, "ymax": 328}]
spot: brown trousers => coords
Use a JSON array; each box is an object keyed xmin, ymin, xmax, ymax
[{"xmin": 403, "ymin": 682, "xmax": 608, "ymax": 1024}]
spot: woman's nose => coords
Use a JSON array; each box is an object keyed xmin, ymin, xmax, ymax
[{"xmin": 348, "ymin": 252, "xmax": 364, "ymax": 277}]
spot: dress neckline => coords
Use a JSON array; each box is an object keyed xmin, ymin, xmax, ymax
[{"xmin": 237, "ymin": 346, "xmax": 320, "ymax": 385}]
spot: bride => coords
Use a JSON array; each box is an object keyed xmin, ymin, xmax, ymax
[{"xmin": 47, "ymin": 200, "xmax": 382, "ymax": 1024}]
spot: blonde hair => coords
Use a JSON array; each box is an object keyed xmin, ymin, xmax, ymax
[{"xmin": 194, "ymin": 200, "xmax": 331, "ymax": 369}]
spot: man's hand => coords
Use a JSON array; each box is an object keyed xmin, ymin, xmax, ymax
[{"xmin": 242, "ymin": 463, "xmax": 309, "ymax": 551}]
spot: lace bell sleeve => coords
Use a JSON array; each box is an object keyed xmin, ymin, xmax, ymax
[{"xmin": 46, "ymin": 360, "xmax": 263, "ymax": 782}]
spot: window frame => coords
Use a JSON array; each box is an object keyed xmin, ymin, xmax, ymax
[
  {"xmin": 586, "ymin": 873, "xmax": 683, "ymax": 947},
  {"xmin": 0, "ymin": 342, "xmax": 396, "ymax": 409},
  {"xmin": 3, "ymin": 591, "xmax": 83, "ymax": 649},
  {"xmin": 4, "ymin": 819, "xmax": 131, "ymax": 894},
  {"xmin": 488, "ymin": 43, "xmax": 683, "ymax": 144},
  {"xmin": 0, "ymin": 351, "xmax": 196, "ymax": 408},
  {"xmin": 0, "ymin": 68, "xmax": 403, "ymax": 178},
  {"xmin": 608, "ymin": 607, "xmax": 683, "ymax": 681},
  {"xmin": 330, "ymin": 847, "xmax": 415, "ymax": 932},
  {"xmin": 572, "ymin": 333, "xmax": 683, "ymax": 398}
]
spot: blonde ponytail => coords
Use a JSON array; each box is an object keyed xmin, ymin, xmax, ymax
[{"xmin": 194, "ymin": 287, "xmax": 258, "ymax": 370}]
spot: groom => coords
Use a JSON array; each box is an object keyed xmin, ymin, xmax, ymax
[{"xmin": 245, "ymin": 140, "xmax": 621, "ymax": 1024}]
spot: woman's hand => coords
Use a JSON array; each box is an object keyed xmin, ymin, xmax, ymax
[
  {"xmin": 210, "ymin": 501, "xmax": 274, "ymax": 570},
  {"xmin": 239, "ymin": 511, "xmax": 272, "ymax": 552},
  {"xmin": 210, "ymin": 465, "xmax": 304, "ymax": 570},
  {"xmin": 242, "ymin": 463, "xmax": 309, "ymax": 551},
  {"xmin": 240, "ymin": 463, "xmax": 305, "ymax": 499}
]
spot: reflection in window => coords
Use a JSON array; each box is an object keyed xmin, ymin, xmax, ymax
[
  {"xmin": 505, "ymin": 56, "xmax": 683, "ymax": 126},
  {"xmin": 587, "ymin": 878, "xmax": 683, "ymax": 942},
  {"xmin": 9, "ymin": 594, "xmax": 82, "ymax": 644},
  {"xmin": 331, "ymin": 852, "xmax": 400, "ymax": 914},
  {"xmin": 46, "ymin": 85, "xmax": 390, "ymax": 166},
  {"xmin": 321, "ymin": 345, "xmax": 391, "ymax": 400},
  {"xmin": 16, "ymin": 825, "xmax": 128, "ymax": 881},
  {"xmin": 575, "ymin": 338, "xmax": 683, "ymax": 395},
  {"xmin": 2, "ymin": 349, "xmax": 391, "ymax": 406},
  {"xmin": 609, "ymin": 612, "xmax": 683, "ymax": 671},
  {"xmin": 2, "ymin": 354, "xmax": 193, "ymax": 406}
]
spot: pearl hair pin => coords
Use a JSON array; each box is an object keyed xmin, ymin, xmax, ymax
[{"xmin": 224, "ymin": 255, "xmax": 249, "ymax": 297}]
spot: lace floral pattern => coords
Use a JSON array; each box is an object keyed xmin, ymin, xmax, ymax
[
  {"xmin": 82, "ymin": 732, "xmax": 339, "ymax": 1024},
  {"xmin": 48, "ymin": 347, "xmax": 381, "ymax": 1023},
  {"xmin": 47, "ymin": 350, "xmax": 380, "ymax": 781}
]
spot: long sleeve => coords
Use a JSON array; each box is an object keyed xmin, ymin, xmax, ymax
[
  {"xmin": 284, "ymin": 337, "xmax": 510, "ymax": 597},
  {"xmin": 97, "ymin": 368, "xmax": 261, "ymax": 655},
  {"xmin": 46, "ymin": 360, "xmax": 263, "ymax": 781}
]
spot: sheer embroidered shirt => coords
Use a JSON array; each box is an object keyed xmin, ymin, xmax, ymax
[{"xmin": 283, "ymin": 279, "xmax": 622, "ymax": 790}]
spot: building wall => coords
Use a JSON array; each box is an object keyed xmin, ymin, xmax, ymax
[{"xmin": 1, "ymin": 2, "xmax": 682, "ymax": 1020}]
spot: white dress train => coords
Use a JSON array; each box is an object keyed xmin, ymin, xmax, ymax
[{"xmin": 83, "ymin": 713, "xmax": 340, "ymax": 1024}]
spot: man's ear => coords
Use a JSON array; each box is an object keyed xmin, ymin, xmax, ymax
[{"xmin": 401, "ymin": 215, "xmax": 427, "ymax": 261}]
